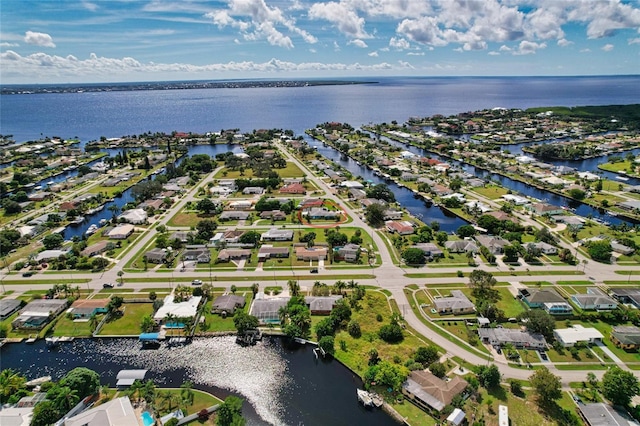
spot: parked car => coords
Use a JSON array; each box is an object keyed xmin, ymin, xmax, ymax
[
  {"xmin": 102, "ymin": 283, "xmax": 114, "ymax": 288},
  {"xmin": 191, "ymin": 279, "xmax": 203, "ymax": 285},
  {"xmin": 22, "ymin": 271, "xmax": 34, "ymax": 277},
  {"xmin": 310, "ymin": 268, "xmax": 318, "ymax": 273}
]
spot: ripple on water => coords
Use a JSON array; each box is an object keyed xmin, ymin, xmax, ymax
[{"xmin": 94, "ymin": 337, "xmax": 290, "ymax": 426}]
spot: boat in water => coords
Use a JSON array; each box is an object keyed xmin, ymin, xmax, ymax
[
  {"xmin": 70, "ymin": 216, "xmax": 85, "ymax": 225},
  {"xmin": 357, "ymin": 389, "xmax": 374, "ymax": 408},
  {"xmin": 25, "ymin": 376, "xmax": 52, "ymax": 388},
  {"xmin": 99, "ymin": 218, "xmax": 108, "ymax": 226},
  {"xmin": 85, "ymin": 224, "xmax": 99, "ymax": 235},
  {"xmin": 616, "ymin": 176, "xmax": 630, "ymax": 181},
  {"xmin": 45, "ymin": 336, "xmax": 60, "ymax": 347}
]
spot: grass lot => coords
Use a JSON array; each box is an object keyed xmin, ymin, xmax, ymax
[
  {"xmin": 52, "ymin": 313, "xmax": 105, "ymax": 337},
  {"xmin": 332, "ymin": 291, "xmax": 435, "ymax": 378},
  {"xmin": 469, "ymin": 185, "xmax": 510, "ymax": 199},
  {"xmin": 214, "ymin": 161, "xmax": 305, "ymax": 179},
  {"xmin": 99, "ymin": 303, "xmax": 154, "ymax": 335},
  {"xmin": 458, "ymin": 287, "xmax": 526, "ymax": 318},
  {"xmin": 166, "ymin": 210, "xmax": 203, "ymax": 227},
  {"xmin": 153, "ymin": 388, "xmax": 222, "ymax": 420}
]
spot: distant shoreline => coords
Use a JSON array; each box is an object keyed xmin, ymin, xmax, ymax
[{"xmin": 1, "ymin": 79, "xmax": 378, "ymax": 95}]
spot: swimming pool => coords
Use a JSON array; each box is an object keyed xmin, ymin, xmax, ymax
[{"xmin": 141, "ymin": 411, "xmax": 154, "ymax": 426}]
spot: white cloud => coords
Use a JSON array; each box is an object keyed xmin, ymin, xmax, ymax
[
  {"xmin": 81, "ymin": 1, "xmax": 98, "ymax": 12},
  {"xmin": 0, "ymin": 42, "xmax": 19, "ymax": 47},
  {"xmin": 557, "ymin": 38, "xmax": 573, "ymax": 47},
  {"xmin": 580, "ymin": 48, "xmax": 591, "ymax": 53},
  {"xmin": 368, "ymin": 51, "xmax": 378, "ymax": 57},
  {"xmin": 205, "ymin": 0, "xmax": 317, "ymax": 49},
  {"xmin": 24, "ymin": 31, "xmax": 56, "ymax": 48},
  {"xmin": 629, "ymin": 38, "xmax": 640, "ymax": 45},
  {"xmin": 308, "ymin": 2, "xmax": 370, "ymax": 39},
  {"xmin": 499, "ymin": 45, "xmax": 511, "ymax": 52},
  {"xmin": 565, "ymin": 0, "xmax": 640, "ymax": 39},
  {"xmin": 407, "ymin": 51, "xmax": 424, "ymax": 56},
  {"xmin": 488, "ymin": 51, "xmax": 500, "ymax": 56},
  {"xmin": 514, "ymin": 40, "xmax": 546, "ymax": 55},
  {"xmin": 309, "ymin": 48, "xmax": 317, "ymax": 53},
  {"xmin": 601, "ymin": 43, "xmax": 614, "ymax": 51},
  {"xmin": 389, "ymin": 37, "xmax": 410, "ymax": 50},
  {"xmin": 348, "ymin": 39, "xmax": 368, "ymax": 48},
  {"xmin": 333, "ymin": 41, "xmax": 340, "ymax": 51}
]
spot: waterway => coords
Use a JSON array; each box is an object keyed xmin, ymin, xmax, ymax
[{"xmin": 0, "ymin": 337, "xmax": 398, "ymax": 426}]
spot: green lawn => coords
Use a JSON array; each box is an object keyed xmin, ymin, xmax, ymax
[
  {"xmin": 153, "ymin": 388, "xmax": 222, "ymax": 419},
  {"xmin": 201, "ymin": 292, "xmax": 253, "ymax": 332},
  {"xmin": 99, "ymin": 303, "xmax": 154, "ymax": 335},
  {"xmin": 214, "ymin": 161, "xmax": 305, "ymax": 179},
  {"xmin": 52, "ymin": 313, "xmax": 105, "ymax": 337},
  {"xmin": 166, "ymin": 210, "xmax": 203, "ymax": 227}
]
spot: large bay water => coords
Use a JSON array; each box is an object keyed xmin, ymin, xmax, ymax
[{"xmin": 0, "ymin": 337, "xmax": 397, "ymax": 426}]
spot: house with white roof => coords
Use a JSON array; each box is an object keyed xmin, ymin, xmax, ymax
[
  {"xmin": 553, "ymin": 325, "xmax": 603, "ymax": 347},
  {"xmin": 118, "ymin": 208, "xmax": 147, "ymax": 224},
  {"xmin": 153, "ymin": 294, "xmax": 202, "ymax": 324}
]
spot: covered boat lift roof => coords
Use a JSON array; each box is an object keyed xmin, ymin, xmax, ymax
[{"xmin": 116, "ymin": 369, "xmax": 148, "ymax": 387}]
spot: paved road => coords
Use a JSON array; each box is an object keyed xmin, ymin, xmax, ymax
[{"xmin": 2, "ymin": 145, "xmax": 640, "ymax": 385}]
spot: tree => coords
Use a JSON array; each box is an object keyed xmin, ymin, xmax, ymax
[
  {"xmin": 602, "ymin": 366, "xmax": 640, "ymax": 406},
  {"xmin": 530, "ymin": 367, "xmax": 562, "ymax": 405},
  {"xmin": 140, "ymin": 315, "xmax": 155, "ymax": 333},
  {"xmin": 503, "ymin": 245, "xmax": 520, "ymax": 263},
  {"xmin": 31, "ymin": 400, "xmax": 60, "ymax": 426},
  {"xmin": 238, "ymin": 231, "xmax": 261, "ymax": 246},
  {"xmin": 468, "ymin": 270, "xmax": 499, "ymax": 302},
  {"xmin": 366, "ymin": 184, "xmax": 395, "ymax": 202},
  {"xmin": 250, "ymin": 283, "xmax": 259, "ymax": 296},
  {"xmin": 233, "ymin": 311, "xmax": 259, "ymax": 335},
  {"xmin": 364, "ymin": 203, "xmax": 386, "ymax": 228},
  {"xmin": 60, "ymin": 367, "xmax": 100, "ymax": 399},
  {"xmin": 429, "ymin": 362, "xmax": 446, "ymax": 378},
  {"xmin": 520, "ymin": 309, "xmax": 555, "ymax": 339},
  {"xmin": 180, "ymin": 381, "xmax": 195, "ymax": 406},
  {"xmin": 196, "ymin": 219, "xmax": 217, "ymax": 241},
  {"xmin": 379, "ymin": 322, "xmax": 404, "ymax": 343},
  {"xmin": 0, "ymin": 369, "xmax": 26, "ymax": 403},
  {"xmin": 347, "ymin": 320, "xmax": 361, "ymax": 338},
  {"xmin": 287, "ymin": 279, "xmax": 300, "ymax": 297},
  {"xmin": 43, "ymin": 233, "xmax": 64, "ymax": 250},
  {"xmin": 365, "ymin": 361, "xmax": 408, "ymax": 392},
  {"xmin": 414, "ymin": 346, "xmax": 439, "ymax": 367},
  {"xmin": 456, "ymin": 225, "xmax": 476, "ymax": 238},
  {"xmin": 196, "ymin": 198, "xmax": 217, "ymax": 215},
  {"xmin": 587, "ymin": 240, "xmax": 612, "ymax": 263},
  {"xmin": 477, "ymin": 364, "xmax": 501, "ymax": 389},
  {"xmin": 318, "ymin": 336, "xmax": 335, "ymax": 356},
  {"xmin": 401, "ymin": 247, "xmax": 426, "ymax": 266},
  {"xmin": 435, "ymin": 231, "xmax": 448, "ymax": 246},
  {"xmin": 3, "ymin": 200, "xmax": 22, "ymax": 215},
  {"xmin": 216, "ymin": 395, "xmax": 245, "ymax": 426},
  {"xmin": 315, "ymin": 317, "xmax": 335, "ymax": 340}
]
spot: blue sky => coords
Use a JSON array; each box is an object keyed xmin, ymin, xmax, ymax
[{"xmin": 1, "ymin": 0, "xmax": 639, "ymax": 83}]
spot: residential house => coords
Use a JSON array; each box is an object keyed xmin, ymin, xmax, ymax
[
  {"xmin": 118, "ymin": 208, "xmax": 147, "ymax": 224},
  {"xmin": 475, "ymin": 235, "xmax": 509, "ymax": 254},
  {"xmin": 221, "ymin": 229, "xmax": 246, "ymax": 244},
  {"xmin": 501, "ymin": 194, "xmax": 530, "ymax": 205},
  {"xmin": 108, "ymin": 224, "xmax": 135, "ymax": 239},
  {"xmin": 138, "ymin": 199, "xmax": 164, "ymax": 211},
  {"xmin": 525, "ymin": 241, "xmax": 558, "ymax": 255},
  {"xmin": 12, "ymin": 299, "xmax": 68, "ymax": 330},
  {"xmin": 0, "ymin": 299, "xmax": 22, "ymax": 320},
  {"xmin": 486, "ymin": 211, "xmax": 512, "ymax": 222},
  {"xmin": 250, "ymin": 295, "xmax": 290, "ymax": 324},
  {"xmin": 305, "ymin": 296, "xmax": 343, "ymax": 315},
  {"xmin": 335, "ymin": 244, "xmax": 360, "ymax": 262},
  {"xmin": 211, "ymin": 295, "xmax": 246, "ymax": 316},
  {"xmin": 412, "ymin": 243, "xmax": 444, "ymax": 258},
  {"xmin": 279, "ymin": 182, "xmax": 306, "ymax": 194},
  {"xmin": 385, "ymin": 220, "xmax": 414, "ymax": 235},
  {"xmin": 609, "ymin": 288, "xmax": 640, "ymax": 308},
  {"xmin": 611, "ymin": 241, "xmax": 635, "ymax": 255},
  {"xmin": 144, "ymin": 248, "xmax": 168, "ymax": 264},
  {"xmin": 432, "ymin": 184, "xmax": 451, "ymax": 196},
  {"xmin": 35, "ymin": 249, "xmax": 71, "ymax": 263},
  {"xmin": 543, "ymin": 302, "xmax": 573, "ymax": 315},
  {"xmin": 258, "ymin": 245, "xmax": 290, "ymax": 261},
  {"xmin": 299, "ymin": 198, "xmax": 324, "ymax": 209},
  {"xmin": 295, "ymin": 246, "xmax": 328, "ymax": 261},
  {"xmin": 478, "ymin": 328, "xmax": 547, "ymax": 349},
  {"xmin": 445, "ymin": 240, "xmax": 479, "ymax": 254},
  {"xmin": 303, "ymin": 207, "xmax": 340, "ymax": 220},
  {"xmin": 243, "ymin": 186, "xmax": 265, "ymax": 195},
  {"xmin": 434, "ymin": 290, "xmax": 475, "ymax": 314},
  {"xmin": 360, "ymin": 198, "xmax": 387, "ymax": 209},
  {"xmin": 59, "ymin": 201, "xmax": 79, "ymax": 212},
  {"xmin": 81, "ymin": 241, "xmax": 110, "ymax": 257},
  {"xmin": 340, "ymin": 180, "xmax": 364, "ymax": 189},
  {"xmin": 402, "ymin": 370, "xmax": 468, "ymax": 412},
  {"xmin": 383, "ymin": 209, "xmax": 403, "ymax": 220},
  {"xmin": 183, "ymin": 249, "xmax": 211, "ymax": 263},
  {"xmin": 261, "ymin": 228, "xmax": 294, "ymax": 241},
  {"xmin": 219, "ymin": 211, "xmax": 251, "ymax": 221},
  {"xmin": 228, "ymin": 200, "xmax": 253, "ymax": 210},
  {"xmin": 217, "ymin": 249, "xmax": 251, "ymax": 262},
  {"xmin": 577, "ymin": 403, "xmax": 640, "ymax": 426},
  {"xmin": 64, "ymin": 397, "xmax": 139, "ymax": 426},
  {"xmin": 27, "ymin": 192, "xmax": 53, "ymax": 202},
  {"xmin": 571, "ymin": 288, "xmax": 618, "ymax": 311},
  {"xmin": 69, "ymin": 299, "xmax": 109, "ymax": 319},
  {"xmin": 259, "ymin": 210, "xmax": 287, "ymax": 221},
  {"xmin": 610, "ymin": 325, "xmax": 640, "ymax": 351},
  {"xmin": 527, "ymin": 202, "xmax": 564, "ymax": 216},
  {"xmin": 553, "ymin": 325, "xmax": 603, "ymax": 347},
  {"xmin": 153, "ymin": 294, "xmax": 202, "ymax": 324},
  {"xmin": 348, "ymin": 188, "xmax": 367, "ymax": 199},
  {"xmin": 170, "ymin": 231, "xmax": 193, "ymax": 243},
  {"xmin": 464, "ymin": 200, "xmax": 492, "ymax": 214},
  {"xmin": 519, "ymin": 288, "xmax": 566, "ymax": 308}
]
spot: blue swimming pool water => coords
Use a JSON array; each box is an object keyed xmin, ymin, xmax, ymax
[{"xmin": 141, "ymin": 411, "xmax": 154, "ymax": 426}]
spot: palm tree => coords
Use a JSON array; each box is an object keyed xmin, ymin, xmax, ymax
[
  {"xmin": 333, "ymin": 280, "xmax": 346, "ymax": 295},
  {"xmin": 0, "ymin": 369, "xmax": 26, "ymax": 403},
  {"xmin": 89, "ymin": 314, "xmax": 99, "ymax": 333},
  {"xmin": 180, "ymin": 381, "xmax": 194, "ymax": 407},
  {"xmin": 117, "ymin": 270, "xmax": 124, "ymax": 286},
  {"xmin": 287, "ymin": 279, "xmax": 300, "ymax": 297},
  {"xmin": 108, "ymin": 204, "xmax": 120, "ymax": 220}
]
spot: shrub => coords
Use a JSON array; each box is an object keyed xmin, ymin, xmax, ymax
[
  {"xmin": 379, "ymin": 323, "xmax": 404, "ymax": 343},
  {"xmin": 347, "ymin": 320, "xmax": 361, "ymax": 338},
  {"xmin": 375, "ymin": 314, "xmax": 383, "ymax": 322}
]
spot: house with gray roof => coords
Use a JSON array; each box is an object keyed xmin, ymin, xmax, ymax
[
  {"xmin": 519, "ymin": 287, "xmax": 565, "ymax": 308},
  {"xmin": 305, "ymin": 296, "xmax": 343, "ymax": 315},
  {"xmin": 610, "ymin": 325, "xmax": 640, "ymax": 351},
  {"xmin": 445, "ymin": 240, "xmax": 479, "ymax": 254},
  {"xmin": 0, "ymin": 299, "xmax": 23, "ymax": 320},
  {"xmin": 144, "ymin": 248, "xmax": 168, "ymax": 264},
  {"xmin": 433, "ymin": 290, "xmax": 475, "ymax": 314},
  {"xmin": 258, "ymin": 245, "xmax": 290, "ymax": 260},
  {"xmin": 211, "ymin": 294, "xmax": 246, "ymax": 316},
  {"xmin": 402, "ymin": 370, "xmax": 468, "ymax": 413},
  {"xmin": 183, "ymin": 248, "xmax": 211, "ymax": 263},
  {"xmin": 412, "ymin": 243, "xmax": 444, "ymax": 258},
  {"xmin": 609, "ymin": 288, "xmax": 640, "ymax": 308},
  {"xmin": 219, "ymin": 211, "xmax": 251, "ymax": 221},
  {"xmin": 571, "ymin": 288, "xmax": 618, "ymax": 311},
  {"xmin": 578, "ymin": 402, "xmax": 640, "ymax": 426},
  {"xmin": 12, "ymin": 299, "xmax": 68, "ymax": 330},
  {"xmin": 475, "ymin": 235, "xmax": 509, "ymax": 254},
  {"xmin": 478, "ymin": 327, "xmax": 547, "ymax": 349},
  {"xmin": 250, "ymin": 295, "xmax": 290, "ymax": 324}
]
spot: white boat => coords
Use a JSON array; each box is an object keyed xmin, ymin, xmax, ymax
[
  {"xmin": 607, "ymin": 211, "xmax": 618, "ymax": 217},
  {"xmin": 45, "ymin": 336, "xmax": 60, "ymax": 347},
  {"xmin": 59, "ymin": 336, "xmax": 74, "ymax": 343},
  {"xmin": 70, "ymin": 216, "xmax": 85, "ymax": 225},
  {"xmin": 616, "ymin": 176, "xmax": 629, "ymax": 181},
  {"xmin": 357, "ymin": 389, "xmax": 374, "ymax": 407},
  {"xmin": 25, "ymin": 376, "xmax": 52, "ymax": 388},
  {"xmin": 85, "ymin": 224, "xmax": 99, "ymax": 235},
  {"xmin": 47, "ymin": 180, "xmax": 55, "ymax": 186},
  {"xmin": 25, "ymin": 335, "xmax": 37, "ymax": 344},
  {"xmin": 99, "ymin": 219, "xmax": 108, "ymax": 226}
]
